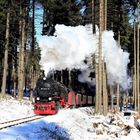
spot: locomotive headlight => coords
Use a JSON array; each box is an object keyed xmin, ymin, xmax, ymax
[
  {"xmin": 36, "ymin": 97, "xmax": 40, "ymax": 100},
  {"xmin": 48, "ymin": 97, "xmax": 52, "ymax": 101}
]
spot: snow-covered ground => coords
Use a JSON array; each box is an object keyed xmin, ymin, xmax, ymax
[{"xmin": 0, "ymin": 95, "xmax": 140, "ymax": 140}]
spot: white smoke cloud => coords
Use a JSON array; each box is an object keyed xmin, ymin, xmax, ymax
[
  {"xmin": 102, "ymin": 31, "xmax": 130, "ymax": 89},
  {"xmin": 39, "ymin": 24, "xmax": 130, "ymax": 89}
]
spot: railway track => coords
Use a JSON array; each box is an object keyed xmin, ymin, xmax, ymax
[{"xmin": 0, "ymin": 115, "xmax": 45, "ymax": 130}]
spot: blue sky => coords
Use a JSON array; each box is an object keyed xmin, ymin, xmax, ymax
[{"xmin": 35, "ymin": 4, "xmax": 43, "ymax": 43}]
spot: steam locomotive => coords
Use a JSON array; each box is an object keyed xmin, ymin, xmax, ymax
[{"xmin": 33, "ymin": 69, "xmax": 95, "ymax": 115}]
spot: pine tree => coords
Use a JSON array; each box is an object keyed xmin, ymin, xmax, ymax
[
  {"xmin": 1, "ymin": 10, "xmax": 10, "ymax": 98},
  {"xmin": 83, "ymin": 0, "xmax": 99, "ymax": 27},
  {"xmin": 41, "ymin": 0, "xmax": 83, "ymax": 35},
  {"xmin": 138, "ymin": 26, "xmax": 140, "ymax": 113},
  {"xmin": 18, "ymin": 3, "xmax": 26, "ymax": 100},
  {"xmin": 116, "ymin": 30, "xmax": 120, "ymax": 112},
  {"xmin": 0, "ymin": 0, "xmax": 8, "ymax": 93},
  {"xmin": 97, "ymin": 0, "xmax": 104, "ymax": 114}
]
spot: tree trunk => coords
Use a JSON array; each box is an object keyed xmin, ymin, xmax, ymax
[
  {"xmin": 18, "ymin": 4, "xmax": 22, "ymax": 100},
  {"xmin": 132, "ymin": 75, "xmax": 135, "ymax": 108},
  {"xmin": 116, "ymin": 0, "xmax": 122, "ymax": 112},
  {"xmin": 116, "ymin": 83, "xmax": 120, "ymax": 111},
  {"xmin": 30, "ymin": 67, "xmax": 36, "ymax": 101},
  {"xmin": 104, "ymin": 0, "xmax": 107, "ymax": 30},
  {"xmin": 134, "ymin": 19, "xmax": 137, "ymax": 111},
  {"xmin": 137, "ymin": 23, "xmax": 140, "ymax": 114},
  {"xmin": 110, "ymin": 85, "xmax": 114, "ymax": 111},
  {"xmin": 1, "ymin": 11, "xmax": 10, "ymax": 98},
  {"xmin": 126, "ymin": 93, "xmax": 128, "ymax": 111},
  {"xmin": 116, "ymin": 31, "xmax": 120, "ymax": 112},
  {"xmin": 103, "ymin": 0, "xmax": 108, "ymax": 115},
  {"xmin": 13, "ymin": 65, "xmax": 17, "ymax": 98},
  {"xmin": 98, "ymin": 0, "xmax": 104, "ymax": 114},
  {"xmin": 30, "ymin": 68, "xmax": 33, "ymax": 101},
  {"xmin": 18, "ymin": 6, "xmax": 26, "ymax": 100},
  {"xmin": 103, "ymin": 62, "xmax": 108, "ymax": 115},
  {"xmin": 95, "ymin": 61, "xmax": 99, "ymax": 113},
  {"xmin": 91, "ymin": 0, "xmax": 95, "ymax": 33},
  {"xmin": 30, "ymin": 0, "xmax": 35, "ymax": 101}
]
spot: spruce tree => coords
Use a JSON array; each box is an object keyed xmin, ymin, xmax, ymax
[{"xmin": 41, "ymin": 0, "xmax": 83, "ymax": 35}]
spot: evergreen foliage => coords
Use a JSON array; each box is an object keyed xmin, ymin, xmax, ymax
[
  {"xmin": 42, "ymin": 0, "xmax": 83, "ymax": 26},
  {"xmin": 41, "ymin": 0, "xmax": 83, "ymax": 35}
]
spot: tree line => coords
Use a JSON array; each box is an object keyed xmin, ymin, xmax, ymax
[{"xmin": 0, "ymin": 0, "xmax": 40, "ymax": 100}]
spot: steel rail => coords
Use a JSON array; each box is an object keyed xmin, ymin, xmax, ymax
[{"xmin": 0, "ymin": 115, "xmax": 45, "ymax": 130}]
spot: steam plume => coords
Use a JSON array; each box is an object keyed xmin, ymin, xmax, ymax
[{"xmin": 39, "ymin": 24, "xmax": 130, "ymax": 89}]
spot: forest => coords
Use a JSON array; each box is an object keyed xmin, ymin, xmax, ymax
[{"xmin": 0, "ymin": 0, "xmax": 140, "ymax": 115}]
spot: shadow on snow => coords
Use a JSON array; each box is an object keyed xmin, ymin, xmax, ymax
[{"xmin": 0, "ymin": 120, "xmax": 70, "ymax": 140}]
